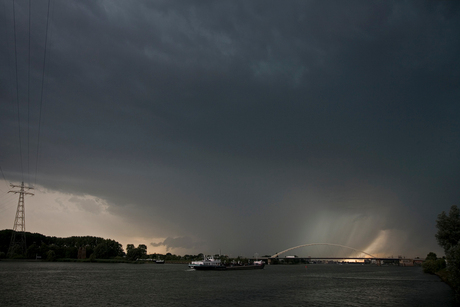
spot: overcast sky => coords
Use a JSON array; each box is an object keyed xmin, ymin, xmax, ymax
[{"xmin": 1, "ymin": 0, "xmax": 459, "ymax": 258}]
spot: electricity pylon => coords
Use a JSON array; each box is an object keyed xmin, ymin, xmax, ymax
[{"xmin": 7, "ymin": 182, "xmax": 34, "ymax": 257}]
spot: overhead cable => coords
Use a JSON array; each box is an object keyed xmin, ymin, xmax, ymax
[
  {"xmin": 34, "ymin": 0, "xmax": 52, "ymax": 187},
  {"xmin": 12, "ymin": 0, "xmax": 24, "ymax": 182},
  {"xmin": 27, "ymin": 0, "xmax": 32, "ymax": 186}
]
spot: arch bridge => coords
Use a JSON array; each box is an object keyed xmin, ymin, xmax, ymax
[{"xmin": 271, "ymin": 243, "xmax": 377, "ymax": 259}]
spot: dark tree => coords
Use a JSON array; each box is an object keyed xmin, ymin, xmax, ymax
[
  {"xmin": 436, "ymin": 205, "xmax": 460, "ymax": 292},
  {"xmin": 425, "ymin": 252, "xmax": 437, "ymax": 261},
  {"xmin": 126, "ymin": 244, "xmax": 147, "ymax": 261},
  {"xmin": 436, "ymin": 205, "xmax": 460, "ymax": 251},
  {"xmin": 422, "ymin": 252, "xmax": 446, "ymax": 274},
  {"xmin": 138, "ymin": 244, "xmax": 147, "ymax": 253},
  {"xmin": 126, "ymin": 244, "xmax": 135, "ymax": 253}
]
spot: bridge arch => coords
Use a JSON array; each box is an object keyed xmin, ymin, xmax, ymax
[{"xmin": 271, "ymin": 243, "xmax": 377, "ymax": 258}]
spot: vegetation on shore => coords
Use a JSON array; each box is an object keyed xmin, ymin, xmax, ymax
[
  {"xmin": 0, "ymin": 229, "xmax": 124, "ymax": 261},
  {"xmin": 0, "ymin": 229, "xmax": 208, "ymax": 263},
  {"xmin": 425, "ymin": 205, "xmax": 460, "ymax": 300},
  {"xmin": 422, "ymin": 252, "xmax": 446, "ymax": 274}
]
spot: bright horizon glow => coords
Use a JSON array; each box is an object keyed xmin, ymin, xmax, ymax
[{"xmin": 0, "ymin": 182, "xmax": 170, "ymax": 254}]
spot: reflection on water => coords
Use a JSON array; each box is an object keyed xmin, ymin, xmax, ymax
[{"xmin": 0, "ymin": 262, "xmax": 455, "ymax": 306}]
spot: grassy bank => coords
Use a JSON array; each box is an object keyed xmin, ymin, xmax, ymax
[{"xmin": 436, "ymin": 269, "xmax": 455, "ymax": 290}]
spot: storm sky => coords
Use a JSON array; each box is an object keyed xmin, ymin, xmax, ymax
[{"xmin": 1, "ymin": 0, "xmax": 459, "ymax": 258}]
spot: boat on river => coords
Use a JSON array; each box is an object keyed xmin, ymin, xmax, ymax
[{"xmin": 189, "ymin": 256, "xmax": 265, "ymax": 271}]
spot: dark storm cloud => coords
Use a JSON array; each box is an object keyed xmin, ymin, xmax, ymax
[{"xmin": 1, "ymin": 0, "xmax": 459, "ymax": 256}]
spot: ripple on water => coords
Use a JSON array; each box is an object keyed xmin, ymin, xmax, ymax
[{"xmin": 0, "ymin": 262, "xmax": 455, "ymax": 306}]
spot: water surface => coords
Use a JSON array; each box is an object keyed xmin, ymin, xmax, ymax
[{"xmin": 0, "ymin": 262, "xmax": 455, "ymax": 306}]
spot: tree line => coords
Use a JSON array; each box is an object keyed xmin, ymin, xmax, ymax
[
  {"xmin": 0, "ymin": 229, "xmax": 206, "ymax": 262},
  {"xmin": 0, "ymin": 229, "xmax": 123, "ymax": 261}
]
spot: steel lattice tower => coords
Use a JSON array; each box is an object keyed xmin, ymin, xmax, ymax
[{"xmin": 7, "ymin": 182, "xmax": 34, "ymax": 257}]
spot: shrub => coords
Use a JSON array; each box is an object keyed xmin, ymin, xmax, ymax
[{"xmin": 422, "ymin": 258, "xmax": 446, "ymax": 274}]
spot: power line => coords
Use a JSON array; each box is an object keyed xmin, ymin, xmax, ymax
[
  {"xmin": 5, "ymin": 0, "xmax": 53, "ymax": 190},
  {"xmin": 0, "ymin": 190, "xmax": 18, "ymax": 203},
  {"xmin": 2, "ymin": 0, "xmax": 18, "ymax": 147},
  {"xmin": 0, "ymin": 165, "xmax": 10, "ymax": 191},
  {"xmin": 0, "ymin": 193, "xmax": 19, "ymax": 214},
  {"xmin": 34, "ymin": 0, "xmax": 52, "ymax": 187},
  {"xmin": 27, "ymin": 0, "xmax": 32, "ymax": 186},
  {"xmin": 12, "ymin": 0, "xmax": 24, "ymax": 182}
]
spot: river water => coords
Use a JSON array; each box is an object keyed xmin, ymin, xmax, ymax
[{"xmin": 0, "ymin": 262, "xmax": 456, "ymax": 306}]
